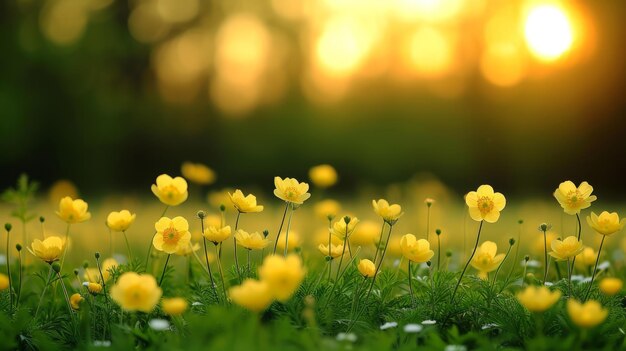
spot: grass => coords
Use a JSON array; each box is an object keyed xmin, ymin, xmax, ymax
[{"xmin": 1, "ymin": 175, "xmax": 626, "ymax": 350}]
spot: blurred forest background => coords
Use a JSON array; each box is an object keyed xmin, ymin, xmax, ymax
[{"xmin": 0, "ymin": 0, "xmax": 625, "ymax": 198}]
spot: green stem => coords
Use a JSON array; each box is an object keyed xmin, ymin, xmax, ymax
[
  {"xmin": 347, "ymin": 224, "xmax": 394, "ymax": 332},
  {"xmin": 159, "ymin": 254, "xmax": 171, "ymax": 286},
  {"xmin": 350, "ymin": 277, "xmax": 366, "ymax": 319},
  {"xmin": 34, "ymin": 264, "xmax": 54, "ymax": 319},
  {"xmin": 59, "ymin": 224, "xmax": 70, "ymax": 270},
  {"xmin": 200, "ymin": 216, "xmax": 218, "ymax": 303},
  {"xmin": 335, "ymin": 225, "xmax": 349, "ymax": 282},
  {"xmin": 247, "ymin": 249, "xmax": 251, "ymax": 276},
  {"xmin": 567, "ymin": 258, "xmax": 572, "ymax": 297},
  {"xmin": 437, "ymin": 233, "xmax": 441, "ymax": 271},
  {"xmin": 122, "ymin": 231, "xmax": 133, "ymax": 262},
  {"xmin": 272, "ymin": 203, "xmax": 290, "ymax": 255},
  {"xmin": 283, "ymin": 205, "xmax": 294, "ymax": 257},
  {"xmin": 5, "ymin": 228, "xmax": 13, "ymax": 310},
  {"xmin": 451, "ymin": 220, "xmax": 483, "ymax": 303},
  {"xmin": 215, "ymin": 244, "xmax": 228, "ymax": 304},
  {"xmin": 95, "ymin": 255, "xmax": 110, "ymax": 304},
  {"xmin": 542, "ymin": 229, "xmax": 548, "ymax": 285},
  {"xmin": 233, "ymin": 211, "xmax": 242, "ymax": 283},
  {"xmin": 56, "ymin": 272, "xmax": 74, "ymax": 317},
  {"xmin": 570, "ymin": 214, "xmax": 582, "ymax": 274},
  {"xmin": 491, "ymin": 242, "xmax": 513, "ymax": 293},
  {"xmin": 16, "ymin": 248, "xmax": 22, "ymax": 309},
  {"xmin": 408, "ymin": 260, "xmax": 415, "ymax": 307},
  {"xmin": 504, "ymin": 221, "xmax": 522, "ymax": 289},
  {"xmin": 583, "ymin": 235, "xmax": 606, "ymax": 301},
  {"xmin": 372, "ymin": 219, "xmax": 386, "ymax": 264},
  {"xmin": 203, "ymin": 238, "xmax": 218, "ymax": 302},
  {"xmin": 555, "ymin": 260, "xmax": 563, "ymax": 281}
]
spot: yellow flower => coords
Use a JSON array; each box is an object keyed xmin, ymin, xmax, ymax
[
  {"xmin": 358, "ymin": 259, "xmax": 376, "ymax": 277},
  {"xmin": 549, "ymin": 236, "xmax": 584, "ymax": 261},
  {"xmin": 259, "ymin": 254, "xmax": 305, "ymax": 302},
  {"xmin": 229, "ymin": 279, "xmax": 274, "ymax": 312},
  {"xmin": 162, "ymin": 297, "xmax": 188, "ymax": 316},
  {"xmin": 0, "ymin": 273, "xmax": 8, "ymax": 291},
  {"xmin": 516, "ymin": 285, "xmax": 561, "ymax": 312},
  {"xmin": 106, "ymin": 210, "xmax": 136, "ymax": 232},
  {"xmin": 554, "ymin": 181, "xmax": 597, "ymax": 215},
  {"xmin": 470, "ymin": 241, "xmax": 505, "ymax": 279},
  {"xmin": 567, "ymin": 299, "xmax": 608, "ymax": 328},
  {"xmin": 228, "ymin": 190, "xmax": 264, "ymax": 213},
  {"xmin": 318, "ymin": 243, "xmax": 343, "ymax": 258},
  {"xmin": 176, "ymin": 242, "xmax": 200, "ymax": 257},
  {"xmin": 575, "ymin": 247, "xmax": 597, "ymax": 270},
  {"xmin": 276, "ymin": 231, "xmax": 301, "ymax": 252},
  {"xmin": 599, "ymin": 278, "xmax": 623, "ymax": 296},
  {"xmin": 587, "ymin": 211, "xmax": 626, "ymax": 236},
  {"xmin": 56, "ymin": 196, "xmax": 91, "ymax": 224},
  {"xmin": 372, "ymin": 199, "xmax": 404, "ymax": 223},
  {"xmin": 308, "ymin": 164, "xmax": 338, "ymax": 188},
  {"xmin": 203, "ymin": 225, "xmax": 232, "ymax": 244},
  {"xmin": 400, "ymin": 234, "xmax": 434, "ymax": 263},
  {"xmin": 235, "ymin": 230, "xmax": 270, "ymax": 250},
  {"xmin": 110, "ymin": 272, "xmax": 162, "ymax": 313},
  {"xmin": 331, "ymin": 216, "xmax": 359, "ymax": 239},
  {"xmin": 313, "ymin": 199, "xmax": 341, "ymax": 219},
  {"xmin": 465, "ymin": 185, "xmax": 506, "ymax": 223},
  {"xmin": 181, "ymin": 162, "xmax": 216, "ymax": 185},
  {"xmin": 70, "ymin": 293, "xmax": 84, "ymax": 310},
  {"xmin": 153, "ymin": 217, "xmax": 192, "ymax": 255},
  {"xmin": 151, "ymin": 174, "xmax": 188, "ymax": 206},
  {"xmin": 88, "ymin": 282, "xmax": 103, "ymax": 294},
  {"xmin": 273, "ymin": 177, "xmax": 311, "ymax": 204},
  {"xmin": 350, "ymin": 220, "xmax": 379, "ymax": 246},
  {"xmin": 29, "ymin": 236, "xmax": 65, "ymax": 263}
]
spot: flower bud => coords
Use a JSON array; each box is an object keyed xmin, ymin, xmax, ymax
[
  {"xmin": 196, "ymin": 210, "xmax": 206, "ymax": 219},
  {"xmin": 4, "ymin": 223, "xmax": 11, "ymax": 232},
  {"xmin": 52, "ymin": 262, "xmax": 61, "ymax": 273},
  {"xmin": 15, "ymin": 243, "xmax": 22, "ymax": 251}
]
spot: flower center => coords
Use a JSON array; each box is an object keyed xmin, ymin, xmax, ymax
[
  {"xmin": 131, "ymin": 288, "xmax": 143, "ymax": 303},
  {"xmin": 284, "ymin": 186, "xmax": 299, "ymax": 201},
  {"xmin": 163, "ymin": 185, "xmax": 178, "ymax": 199},
  {"xmin": 476, "ymin": 253, "xmax": 492, "ymax": 265},
  {"xmin": 476, "ymin": 196, "xmax": 494, "ymax": 215},
  {"xmin": 566, "ymin": 190, "xmax": 583, "ymax": 207},
  {"xmin": 163, "ymin": 227, "xmax": 180, "ymax": 245}
]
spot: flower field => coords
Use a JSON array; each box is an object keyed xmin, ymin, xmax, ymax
[{"xmin": 1, "ymin": 169, "xmax": 626, "ymax": 351}]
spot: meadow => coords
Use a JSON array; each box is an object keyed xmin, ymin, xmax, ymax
[{"xmin": 1, "ymin": 166, "xmax": 625, "ymax": 351}]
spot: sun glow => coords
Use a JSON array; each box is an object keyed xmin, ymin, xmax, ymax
[{"xmin": 524, "ymin": 3, "xmax": 574, "ymax": 62}]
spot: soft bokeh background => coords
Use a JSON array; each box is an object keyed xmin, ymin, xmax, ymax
[{"xmin": 1, "ymin": 0, "xmax": 625, "ymax": 198}]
